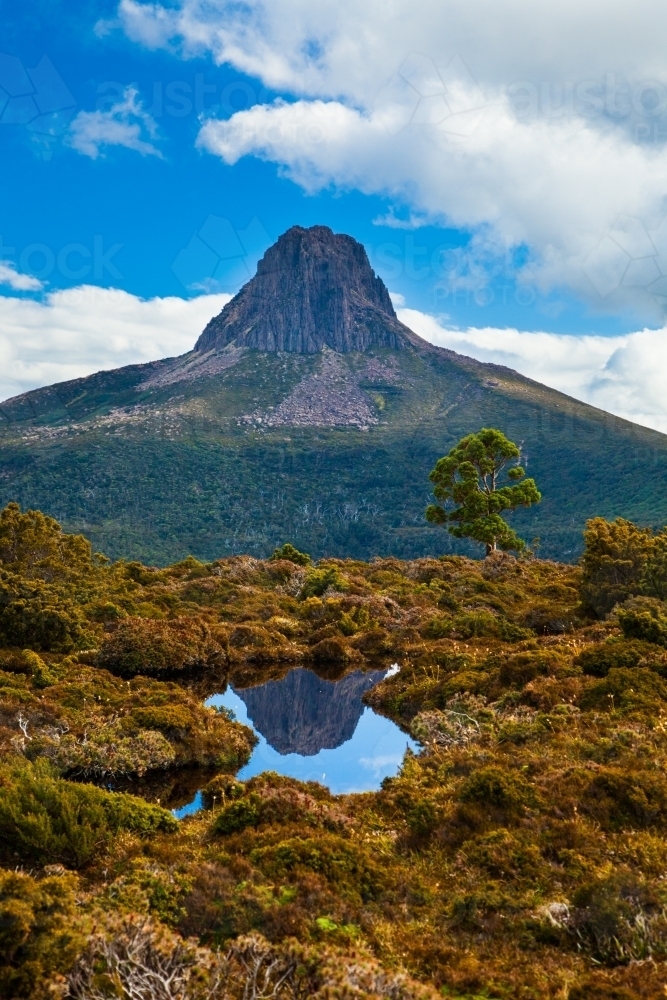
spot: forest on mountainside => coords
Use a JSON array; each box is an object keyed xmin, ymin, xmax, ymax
[
  {"xmin": 2, "ymin": 341, "xmax": 667, "ymax": 567},
  {"xmin": 1, "ymin": 504, "xmax": 667, "ymax": 997}
]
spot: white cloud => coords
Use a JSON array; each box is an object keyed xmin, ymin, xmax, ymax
[
  {"xmin": 119, "ymin": 0, "xmax": 181, "ymax": 50},
  {"xmin": 373, "ymin": 210, "xmax": 433, "ymax": 230},
  {"xmin": 93, "ymin": 18, "xmax": 119, "ymax": 38},
  {"xmin": 398, "ymin": 306, "xmax": 667, "ymax": 433},
  {"xmin": 0, "ymin": 286, "xmax": 230, "ymax": 402},
  {"xmin": 196, "ymin": 95, "xmax": 667, "ymax": 320},
  {"xmin": 67, "ymin": 87, "xmax": 163, "ymax": 159},
  {"xmin": 0, "ymin": 262, "xmax": 43, "ymax": 293},
  {"xmin": 116, "ymin": 0, "xmax": 667, "ymax": 99},
  {"xmin": 118, "ymin": 0, "xmax": 667, "ymax": 318}
]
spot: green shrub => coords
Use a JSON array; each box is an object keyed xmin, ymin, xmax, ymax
[
  {"xmin": 338, "ymin": 611, "xmax": 360, "ymax": 638},
  {"xmin": 642, "ymin": 531, "xmax": 667, "ymax": 601},
  {"xmin": 581, "ymin": 518, "xmax": 653, "ymax": 617},
  {"xmin": 0, "ymin": 574, "xmax": 88, "ymax": 652},
  {"xmin": 441, "ymin": 670, "xmax": 490, "ymax": 699},
  {"xmin": 269, "ymin": 543, "xmax": 311, "ymax": 566},
  {"xmin": 28, "ymin": 722, "xmax": 176, "ymax": 778},
  {"xmin": 202, "ymin": 774, "xmax": 245, "ymax": 809},
  {"xmin": 0, "ymin": 867, "xmax": 85, "ymax": 999},
  {"xmin": 300, "ymin": 567, "xmax": 348, "ymax": 599},
  {"xmin": 579, "ymin": 667, "xmax": 667, "ymax": 715},
  {"xmin": 97, "ymin": 616, "xmax": 223, "ymax": 677},
  {"xmin": 424, "ymin": 612, "xmax": 531, "ymax": 642},
  {"xmin": 0, "ymin": 502, "xmax": 94, "ymax": 582},
  {"xmin": 84, "ymin": 600, "xmax": 127, "ymax": 623},
  {"xmin": 617, "ymin": 605, "xmax": 667, "ymax": 646},
  {"xmin": 496, "ymin": 719, "xmax": 542, "ymax": 744},
  {"xmin": 498, "ymin": 618, "xmax": 535, "ymax": 641},
  {"xmin": 499, "ymin": 652, "xmax": 549, "ymax": 687},
  {"xmin": 581, "ymin": 518, "xmax": 667, "ymax": 618},
  {"xmin": 458, "ymin": 766, "xmax": 533, "ymax": 815},
  {"xmin": 576, "ymin": 639, "xmax": 667, "ymax": 677},
  {"xmin": 130, "ymin": 705, "xmax": 193, "ymax": 732},
  {"xmin": 228, "ymin": 624, "xmax": 287, "ymax": 651},
  {"xmin": 522, "ymin": 603, "xmax": 574, "ymax": 635},
  {"xmin": 98, "ymin": 857, "xmax": 193, "ymax": 928},
  {"xmin": 21, "ymin": 650, "xmax": 57, "ymax": 688},
  {"xmin": 249, "ymin": 835, "xmax": 382, "ymax": 901},
  {"xmin": 263, "ymin": 560, "xmax": 297, "ymax": 584},
  {"xmin": 453, "ymin": 611, "xmax": 501, "ymax": 638},
  {"xmin": 338, "ymin": 605, "xmax": 373, "ymax": 636},
  {"xmin": 462, "ymin": 828, "xmax": 544, "ymax": 880},
  {"xmin": 421, "ymin": 615, "xmax": 454, "ymax": 639},
  {"xmin": 213, "ymin": 796, "xmax": 261, "ymax": 835},
  {"xmin": 228, "ymin": 775, "xmax": 346, "ymax": 832},
  {"xmin": 123, "ymin": 560, "xmax": 166, "ymax": 584},
  {"xmin": 0, "ymin": 759, "xmax": 176, "ymax": 868},
  {"xmin": 406, "ymin": 798, "xmax": 439, "ymax": 838},
  {"xmin": 582, "ymin": 767, "xmax": 667, "ymax": 831},
  {"xmin": 569, "ymin": 983, "xmax": 636, "ymax": 1000},
  {"xmin": 309, "ymin": 637, "xmax": 351, "ymax": 663},
  {"xmin": 350, "ymin": 627, "xmax": 391, "ymax": 655}
]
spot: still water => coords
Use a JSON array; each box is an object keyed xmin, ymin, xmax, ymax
[{"xmin": 175, "ymin": 666, "xmax": 417, "ymax": 817}]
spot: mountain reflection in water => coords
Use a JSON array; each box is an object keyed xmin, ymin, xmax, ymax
[
  {"xmin": 236, "ymin": 667, "xmax": 385, "ymax": 756},
  {"xmin": 199, "ymin": 666, "xmax": 417, "ymax": 801}
]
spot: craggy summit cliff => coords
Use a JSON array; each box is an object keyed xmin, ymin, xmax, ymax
[{"xmin": 195, "ymin": 225, "xmax": 411, "ymax": 354}]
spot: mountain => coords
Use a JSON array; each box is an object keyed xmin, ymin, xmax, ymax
[
  {"xmin": 0, "ymin": 224, "xmax": 665, "ymax": 564},
  {"xmin": 236, "ymin": 667, "xmax": 386, "ymax": 756}
]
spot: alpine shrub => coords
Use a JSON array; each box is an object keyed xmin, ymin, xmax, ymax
[{"xmin": 0, "ymin": 758, "xmax": 176, "ymax": 868}]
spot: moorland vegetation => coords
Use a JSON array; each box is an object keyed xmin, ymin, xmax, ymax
[{"xmin": 2, "ymin": 482, "xmax": 667, "ymax": 996}]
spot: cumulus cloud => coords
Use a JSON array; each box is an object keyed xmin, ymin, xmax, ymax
[
  {"xmin": 118, "ymin": 0, "xmax": 667, "ymax": 318},
  {"xmin": 197, "ymin": 99, "xmax": 667, "ymax": 305},
  {"xmin": 398, "ymin": 306, "xmax": 667, "ymax": 433},
  {"xmin": 0, "ymin": 262, "xmax": 43, "ymax": 292},
  {"xmin": 67, "ymin": 86, "xmax": 163, "ymax": 159},
  {"xmin": 116, "ymin": 0, "xmax": 667, "ymax": 99},
  {"xmin": 0, "ymin": 287, "xmax": 230, "ymax": 402}
]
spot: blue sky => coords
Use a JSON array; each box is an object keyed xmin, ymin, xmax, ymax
[
  {"xmin": 0, "ymin": 0, "xmax": 650, "ymax": 330},
  {"xmin": 2, "ymin": 0, "xmax": 667, "ymax": 430}
]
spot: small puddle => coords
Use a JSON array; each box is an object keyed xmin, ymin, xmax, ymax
[{"xmin": 175, "ymin": 665, "xmax": 416, "ymax": 817}]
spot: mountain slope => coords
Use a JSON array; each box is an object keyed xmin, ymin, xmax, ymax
[{"xmin": 0, "ymin": 226, "xmax": 664, "ymax": 564}]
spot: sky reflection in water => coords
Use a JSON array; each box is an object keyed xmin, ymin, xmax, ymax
[{"xmin": 174, "ymin": 668, "xmax": 417, "ymax": 817}]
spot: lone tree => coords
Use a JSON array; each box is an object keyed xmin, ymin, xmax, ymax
[{"xmin": 426, "ymin": 428, "xmax": 541, "ymax": 555}]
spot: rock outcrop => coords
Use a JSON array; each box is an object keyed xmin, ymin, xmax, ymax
[{"xmin": 195, "ymin": 225, "xmax": 411, "ymax": 354}]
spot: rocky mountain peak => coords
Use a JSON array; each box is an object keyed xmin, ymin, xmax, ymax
[{"xmin": 195, "ymin": 225, "xmax": 410, "ymax": 354}]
